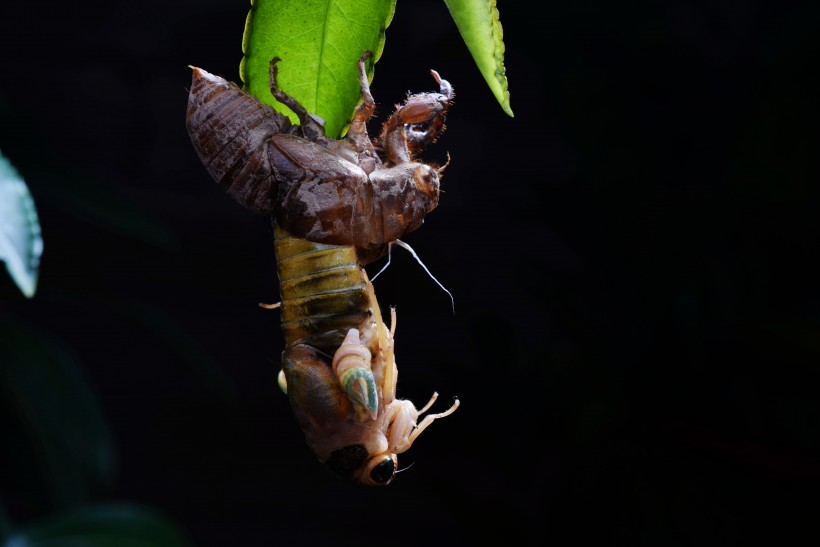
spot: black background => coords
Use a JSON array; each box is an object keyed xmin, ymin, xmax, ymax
[{"xmin": 2, "ymin": 1, "xmax": 820, "ymax": 545}]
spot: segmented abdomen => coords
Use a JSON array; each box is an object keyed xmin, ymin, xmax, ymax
[
  {"xmin": 186, "ymin": 67, "xmax": 292, "ymax": 214},
  {"xmin": 273, "ymin": 223, "xmax": 371, "ymax": 352}
]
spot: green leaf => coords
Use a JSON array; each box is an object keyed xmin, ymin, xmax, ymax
[
  {"xmin": 443, "ymin": 0, "xmax": 513, "ymax": 117},
  {"xmin": 0, "ymin": 149, "xmax": 43, "ymax": 298},
  {"xmin": 240, "ymin": 0, "xmax": 397, "ymax": 139},
  {"xmin": 0, "ymin": 317, "xmax": 116, "ymax": 509},
  {"xmin": 2, "ymin": 503, "xmax": 190, "ymax": 547}
]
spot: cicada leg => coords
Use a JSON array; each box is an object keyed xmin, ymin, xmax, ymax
[
  {"xmin": 404, "ymin": 70, "xmax": 453, "ymax": 151},
  {"xmin": 340, "ymin": 51, "xmax": 380, "ymax": 174},
  {"xmin": 407, "ymin": 394, "xmax": 460, "ymax": 445},
  {"xmin": 379, "ymin": 69, "xmax": 454, "ymax": 165},
  {"xmin": 383, "ymin": 394, "xmax": 460, "ymax": 454},
  {"xmin": 269, "ymin": 57, "xmax": 327, "ymax": 142}
]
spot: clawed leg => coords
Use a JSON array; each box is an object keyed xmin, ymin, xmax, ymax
[
  {"xmin": 404, "ymin": 70, "xmax": 453, "ymax": 151},
  {"xmin": 407, "ymin": 396, "xmax": 460, "ymax": 446},
  {"xmin": 344, "ymin": 51, "xmax": 379, "ymax": 172},
  {"xmin": 379, "ymin": 69, "xmax": 454, "ymax": 165},
  {"xmin": 348, "ymin": 51, "xmax": 376, "ymax": 139},
  {"xmin": 269, "ymin": 57, "xmax": 326, "ymax": 141}
]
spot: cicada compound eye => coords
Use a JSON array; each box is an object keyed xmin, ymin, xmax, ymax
[{"xmin": 360, "ymin": 455, "xmax": 397, "ymax": 486}]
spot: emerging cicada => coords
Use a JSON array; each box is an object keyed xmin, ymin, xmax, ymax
[{"xmin": 186, "ymin": 52, "xmax": 459, "ymax": 485}]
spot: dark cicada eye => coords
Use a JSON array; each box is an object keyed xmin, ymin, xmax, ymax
[
  {"xmin": 326, "ymin": 445, "xmax": 368, "ymax": 480},
  {"xmin": 358, "ymin": 455, "xmax": 396, "ymax": 486},
  {"xmin": 370, "ymin": 458, "xmax": 395, "ymax": 484}
]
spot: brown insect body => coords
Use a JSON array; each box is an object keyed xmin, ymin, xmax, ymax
[
  {"xmin": 186, "ymin": 54, "xmax": 452, "ymax": 265},
  {"xmin": 186, "ymin": 67, "xmax": 293, "ymax": 215},
  {"xmin": 186, "ymin": 53, "xmax": 458, "ymax": 485}
]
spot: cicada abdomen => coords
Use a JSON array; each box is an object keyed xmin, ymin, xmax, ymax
[
  {"xmin": 186, "ymin": 67, "xmax": 294, "ymax": 214},
  {"xmin": 273, "ymin": 222, "xmax": 370, "ymax": 352}
]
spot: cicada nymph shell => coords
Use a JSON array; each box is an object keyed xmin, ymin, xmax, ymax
[
  {"xmin": 185, "ymin": 52, "xmax": 453, "ymax": 265},
  {"xmin": 186, "ymin": 52, "xmax": 459, "ymax": 485},
  {"xmin": 186, "ymin": 66, "xmax": 293, "ymax": 215}
]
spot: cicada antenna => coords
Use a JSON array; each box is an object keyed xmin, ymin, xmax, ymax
[{"xmin": 396, "ymin": 461, "xmax": 416, "ymax": 474}]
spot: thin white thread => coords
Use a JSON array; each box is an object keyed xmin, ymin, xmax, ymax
[
  {"xmin": 394, "ymin": 239, "xmax": 455, "ymax": 315},
  {"xmin": 370, "ymin": 242, "xmax": 393, "ymax": 282}
]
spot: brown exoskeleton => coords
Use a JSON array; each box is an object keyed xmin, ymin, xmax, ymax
[
  {"xmin": 187, "ymin": 51, "xmax": 452, "ymax": 264},
  {"xmin": 186, "ymin": 52, "xmax": 459, "ymax": 485}
]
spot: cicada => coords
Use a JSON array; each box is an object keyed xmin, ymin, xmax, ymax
[{"xmin": 186, "ymin": 52, "xmax": 459, "ymax": 485}]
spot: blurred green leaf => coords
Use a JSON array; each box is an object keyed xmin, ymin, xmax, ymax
[
  {"xmin": 240, "ymin": 0, "xmax": 397, "ymax": 138},
  {"xmin": 0, "ymin": 150, "xmax": 43, "ymax": 298},
  {"xmin": 0, "ymin": 317, "xmax": 115, "ymax": 509},
  {"xmin": 2, "ymin": 503, "xmax": 190, "ymax": 547},
  {"xmin": 444, "ymin": 0, "xmax": 513, "ymax": 116}
]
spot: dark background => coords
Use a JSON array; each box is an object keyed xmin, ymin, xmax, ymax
[{"xmin": 2, "ymin": 1, "xmax": 819, "ymax": 545}]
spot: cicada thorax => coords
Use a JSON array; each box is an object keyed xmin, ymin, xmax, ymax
[{"xmin": 273, "ymin": 145, "xmax": 441, "ymax": 265}]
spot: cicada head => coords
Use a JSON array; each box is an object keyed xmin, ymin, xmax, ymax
[
  {"xmin": 281, "ymin": 343, "xmax": 394, "ymax": 485},
  {"xmin": 322, "ymin": 394, "xmax": 458, "ymax": 486},
  {"xmin": 325, "ymin": 444, "xmax": 397, "ymax": 486}
]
